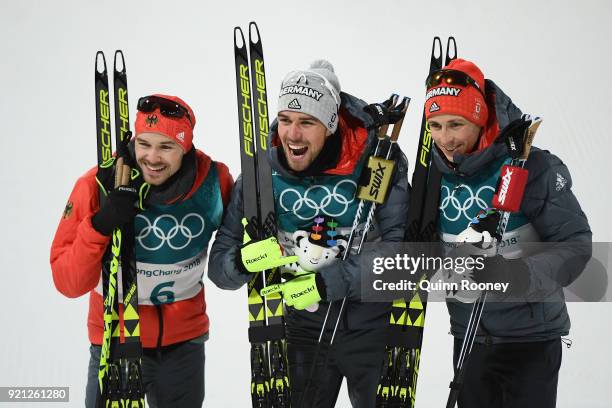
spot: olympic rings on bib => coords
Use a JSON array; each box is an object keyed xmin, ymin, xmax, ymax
[
  {"xmin": 279, "ymin": 180, "xmax": 357, "ymax": 221},
  {"xmin": 135, "ymin": 213, "xmax": 206, "ymax": 251},
  {"xmin": 439, "ymin": 184, "xmax": 494, "ymax": 222}
]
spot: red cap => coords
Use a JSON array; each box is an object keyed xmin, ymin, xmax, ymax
[
  {"xmin": 134, "ymin": 94, "xmax": 196, "ymax": 151},
  {"xmin": 424, "ymin": 58, "xmax": 488, "ymax": 127}
]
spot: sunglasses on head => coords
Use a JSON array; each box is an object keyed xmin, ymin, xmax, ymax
[
  {"xmin": 137, "ymin": 96, "xmax": 193, "ymax": 126},
  {"xmin": 425, "ymin": 69, "xmax": 484, "ymax": 96}
]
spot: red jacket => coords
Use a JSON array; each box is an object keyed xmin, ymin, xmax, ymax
[{"xmin": 50, "ymin": 150, "xmax": 233, "ymax": 347}]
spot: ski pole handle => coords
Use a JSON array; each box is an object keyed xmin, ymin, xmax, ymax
[
  {"xmin": 115, "ymin": 157, "xmax": 124, "ymax": 188},
  {"xmin": 389, "ymin": 97, "xmax": 410, "ymax": 143},
  {"xmin": 114, "ymin": 157, "xmax": 131, "ymax": 188}
]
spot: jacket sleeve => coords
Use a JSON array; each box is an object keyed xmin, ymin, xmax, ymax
[
  {"xmin": 50, "ymin": 168, "xmax": 110, "ymax": 298},
  {"xmin": 319, "ymin": 148, "xmax": 411, "ymax": 301},
  {"xmin": 520, "ymin": 149, "xmax": 592, "ymax": 296},
  {"xmin": 215, "ymin": 161, "xmax": 234, "ymax": 208},
  {"xmin": 207, "ymin": 175, "xmax": 254, "ymax": 290}
]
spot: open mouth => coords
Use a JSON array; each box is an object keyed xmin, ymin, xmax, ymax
[
  {"xmin": 143, "ymin": 162, "xmax": 167, "ymax": 174},
  {"xmin": 288, "ymin": 143, "xmax": 308, "ymax": 157}
]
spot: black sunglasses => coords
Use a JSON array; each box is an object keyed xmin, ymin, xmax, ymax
[
  {"xmin": 137, "ymin": 96, "xmax": 193, "ymax": 126},
  {"xmin": 425, "ymin": 69, "xmax": 484, "ymax": 96}
]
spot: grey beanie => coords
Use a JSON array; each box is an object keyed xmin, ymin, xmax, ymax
[{"xmin": 278, "ymin": 59, "xmax": 341, "ymax": 133}]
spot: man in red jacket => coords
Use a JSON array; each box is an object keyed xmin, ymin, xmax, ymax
[{"xmin": 50, "ymin": 94, "xmax": 233, "ymax": 408}]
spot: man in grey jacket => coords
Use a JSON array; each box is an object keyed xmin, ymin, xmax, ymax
[
  {"xmin": 424, "ymin": 58, "xmax": 592, "ymax": 408},
  {"xmin": 208, "ymin": 60, "xmax": 409, "ymax": 407}
]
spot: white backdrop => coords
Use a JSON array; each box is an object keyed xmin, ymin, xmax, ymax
[{"xmin": 1, "ymin": 0, "xmax": 611, "ymax": 407}]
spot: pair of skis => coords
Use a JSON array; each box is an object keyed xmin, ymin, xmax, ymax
[
  {"xmin": 94, "ymin": 50, "xmax": 145, "ymax": 408},
  {"xmin": 375, "ymin": 37, "xmax": 456, "ymax": 408},
  {"xmin": 233, "ymin": 23, "xmax": 411, "ymax": 407},
  {"xmin": 234, "ymin": 22, "xmax": 290, "ymax": 408}
]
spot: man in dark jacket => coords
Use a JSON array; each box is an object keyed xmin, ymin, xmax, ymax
[
  {"xmin": 423, "ymin": 59, "xmax": 592, "ymax": 408},
  {"xmin": 208, "ymin": 60, "xmax": 409, "ymax": 407}
]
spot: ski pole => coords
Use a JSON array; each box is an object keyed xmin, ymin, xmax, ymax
[
  {"xmin": 446, "ymin": 117, "xmax": 542, "ymax": 408},
  {"xmin": 298, "ymin": 96, "xmax": 410, "ymax": 408}
]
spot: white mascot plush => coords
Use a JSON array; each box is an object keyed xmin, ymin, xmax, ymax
[
  {"xmin": 444, "ymin": 208, "xmax": 501, "ymax": 303},
  {"xmin": 283, "ymin": 217, "xmax": 347, "ymax": 312}
]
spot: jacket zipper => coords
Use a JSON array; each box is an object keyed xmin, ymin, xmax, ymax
[{"xmin": 156, "ymin": 305, "xmax": 164, "ymax": 360}]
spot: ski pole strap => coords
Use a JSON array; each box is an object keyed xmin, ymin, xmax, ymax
[
  {"xmin": 248, "ymin": 325, "xmax": 285, "ymax": 343},
  {"xmin": 355, "ymin": 95, "xmax": 410, "ymax": 204}
]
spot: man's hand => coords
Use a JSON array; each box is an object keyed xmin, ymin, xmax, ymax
[
  {"xmin": 499, "ymin": 114, "xmax": 542, "ymax": 159},
  {"xmin": 238, "ymin": 218, "xmax": 298, "ymax": 273},
  {"xmin": 260, "ymin": 273, "xmax": 325, "ymax": 310},
  {"xmin": 92, "ymin": 186, "xmax": 139, "ymax": 236},
  {"xmin": 363, "ymin": 94, "xmax": 406, "ymax": 130}
]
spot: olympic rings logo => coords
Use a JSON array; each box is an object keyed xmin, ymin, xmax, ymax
[
  {"xmin": 439, "ymin": 184, "xmax": 494, "ymax": 222},
  {"xmin": 279, "ymin": 179, "xmax": 357, "ymax": 221},
  {"xmin": 135, "ymin": 213, "xmax": 206, "ymax": 251}
]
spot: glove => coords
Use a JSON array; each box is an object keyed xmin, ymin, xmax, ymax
[
  {"xmin": 260, "ymin": 273, "xmax": 327, "ymax": 310},
  {"xmin": 499, "ymin": 114, "xmax": 541, "ymax": 159},
  {"xmin": 118, "ymin": 132, "xmax": 150, "ymax": 209},
  {"xmin": 363, "ymin": 94, "xmax": 406, "ymax": 130},
  {"xmin": 238, "ymin": 218, "xmax": 298, "ymax": 273},
  {"xmin": 92, "ymin": 186, "xmax": 139, "ymax": 236},
  {"xmin": 473, "ymin": 255, "xmax": 530, "ymax": 296},
  {"xmin": 116, "ymin": 130, "xmax": 136, "ymax": 167},
  {"xmin": 95, "ymin": 131, "xmax": 150, "ymax": 211}
]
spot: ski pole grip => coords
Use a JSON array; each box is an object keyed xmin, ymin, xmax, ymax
[
  {"xmin": 114, "ymin": 157, "xmax": 124, "ymax": 188},
  {"xmin": 121, "ymin": 164, "xmax": 130, "ymax": 186},
  {"xmin": 389, "ymin": 97, "xmax": 411, "ymax": 142},
  {"xmin": 521, "ymin": 118, "xmax": 542, "ymax": 160}
]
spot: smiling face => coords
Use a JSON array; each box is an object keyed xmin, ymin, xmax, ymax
[
  {"xmin": 134, "ymin": 132, "xmax": 184, "ymax": 185},
  {"xmin": 277, "ymin": 111, "xmax": 331, "ymax": 172},
  {"xmin": 428, "ymin": 114, "xmax": 482, "ymax": 162}
]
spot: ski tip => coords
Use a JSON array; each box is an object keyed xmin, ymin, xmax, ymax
[
  {"xmin": 234, "ymin": 26, "xmax": 246, "ymax": 48},
  {"xmin": 113, "ymin": 50, "xmax": 126, "ymax": 73},
  {"xmin": 445, "ymin": 37, "xmax": 458, "ymax": 64},
  {"xmin": 95, "ymin": 51, "xmax": 107, "ymax": 74},
  {"xmin": 432, "ymin": 37, "xmax": 443, "ymax": 60},
  {"xmin": 248, "ymin": 21, "xmax": 261, "ymax": 44}
]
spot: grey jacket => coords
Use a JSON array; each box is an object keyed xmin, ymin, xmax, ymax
[
  {"xmin": 207, "ymin": 92, "xmax": 410, "ymax": 331},
  {"xmin": 438, "ymin": 80, "xmax": 592, "ymax": 343}
]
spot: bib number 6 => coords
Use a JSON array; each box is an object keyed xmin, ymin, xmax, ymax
[{"xmin": 151, "ymin": 281, "xmax": 176, "ymax": 305}]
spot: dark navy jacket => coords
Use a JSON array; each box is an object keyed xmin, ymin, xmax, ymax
[
  {"xmin": 437, "ymin": 80, "xmax": 592, "ymax": 343},
  {"xmin": 208, "ymin": 91, "xmax": 410, "ymax": 331}
]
